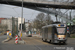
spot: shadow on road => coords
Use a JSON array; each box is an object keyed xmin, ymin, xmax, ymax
[{"xmin": 53, "ymin": 43, "xmax": 67, "ymax": 45}]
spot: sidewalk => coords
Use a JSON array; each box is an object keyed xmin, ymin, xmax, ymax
[
  {"xmin": 2, "ymin": 38, "xmax": 15, "ymax": 44},
  {"xmin": 2, "ymin": 33, "xmax": 42, "ymax": 44},
  {"xmin": 3, "ymin": 37, "xmax": 25, "ymax": 44}
]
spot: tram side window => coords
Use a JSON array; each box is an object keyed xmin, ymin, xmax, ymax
[
  {"xmin": 45, "ymin": 28, "xmax": 48, "ymax": 33},
  {"xmin": 48, "ymin": 27, "xmax": 52, "ymax": 34},
  {"xmin": 43, "ymin": 29, "xmax": 45, "ymax": 34},
  {"xmin": 43, "ymin": 28, "xmax": 46, "ymax": 34},
  {"xmin": 53, "ymin": 27, "xmax": 57, "ymax": 33}
]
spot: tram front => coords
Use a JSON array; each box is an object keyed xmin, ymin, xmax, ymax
[{"xmin": 56, "ymin": 24, "xmax": 67, "ymax": 43}]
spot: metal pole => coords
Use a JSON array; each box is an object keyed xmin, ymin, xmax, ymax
[
  {"xmin": 69, "ymin": 11, "xmax": 72, "ymax": 37},
  {"xmin": 21, "ymin": 0, "xmax": 23, "ymax": 38},
  {"xmin": 48, "ymin": 8, "xmax": 49, "ymax": 25},
  {"xmin": 55, "ymin": 14, "xmax": 57, "ymax": 21},
  {"xmin": 61, "ymin": 19, "xmax": 63, "ymax": 23}
]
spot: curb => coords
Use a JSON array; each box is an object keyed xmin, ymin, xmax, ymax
[
  {"xmin": 68, "ymin": 38, "xmax": 75, "ymax": 39},
  {"xmin": 2, "ymin": 38, "xmax": 12, "ymax": 43},
  {"xmin": 18, "ymin": 40, "xmax": 25, "ymax": 44}
]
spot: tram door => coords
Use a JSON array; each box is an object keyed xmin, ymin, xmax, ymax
[
  {"xmin": 44, "ymin": 28, "xmax": 48, "ymax": 39},
  {"xmin": 52, "ymin": 26, "xmax": 56, "ymax": 42}
]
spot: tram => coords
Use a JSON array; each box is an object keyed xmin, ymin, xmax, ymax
[
  {"xmin": 26, "ymin": 31, "xmax": 32, "ymax": 37},
  {"xmin": 42, "ymin": 24, "xmax": 67, "ymax": 44}
]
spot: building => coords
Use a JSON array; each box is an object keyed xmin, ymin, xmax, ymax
[
  {"xmin": 1, "ymin": 17, "xmax": 25, "ymax": 31},
  {"xmin": 1, "ymin": 18, "xmax": 12, "ymax": 30},
  {"xmin": 0, "ymin": 18, "xmax": 6, "ymax": 24},
  {"xmin": 1, "ymin": 17, "xmax": 18, "ymax": 30}
]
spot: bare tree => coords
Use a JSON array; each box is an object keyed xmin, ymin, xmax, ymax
[
  {"xmin": 32, "ymin": 13, "xmax": 54, "ymax": 35},
  {"xmin": 33, "ymin": 13, "xmax": 54, "ymax": 29},
  {"xmin": 33, "ymin": 13, "xmax": 45, "ymax": 30},
  {"xmin": 45, "ymin": 14, "xmax": 52, "ymax": 25}
]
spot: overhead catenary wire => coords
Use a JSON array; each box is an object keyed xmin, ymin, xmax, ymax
[
  {"xmin": 4, "ymin": 5, "xmax": 38, "ymax": 15},
  {"xmin": 29, "ymin": 11, "xmax": 36, "ymax": 20},
  {"xmin": 1, "ymin": 0, "xmax": 74, "ymax": 22},
  {"xmin": 2, "ymin": 0, "xmax": 21, "ymax": 17},
  {"xmin": 0, "ymin": 12, "xmax": 15, "ymax": 17},
  {"xmin": 0, "ymin": 1, "xmax": 39, "ymax": 23},
  {"xmin": 2, "ymin": 5, "xmax": 20, "ymax": 17}
]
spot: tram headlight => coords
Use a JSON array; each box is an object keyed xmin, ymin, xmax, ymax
[
  {"xmin": 59, "ymin": 38, "xmax": 60, "ymax": 39},
  {"xmin": 63, "ymin": 38, "xmax": 65, "ymax": 39}
]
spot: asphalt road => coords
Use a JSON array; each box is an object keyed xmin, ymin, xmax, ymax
[{"xmin": 0, "ymin": 35, "xmax": 75, "ymax": 50}]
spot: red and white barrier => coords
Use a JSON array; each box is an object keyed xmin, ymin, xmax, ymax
[{"xmin": 15, "ymin": 35, "xmax": 18, "ymax": 44}]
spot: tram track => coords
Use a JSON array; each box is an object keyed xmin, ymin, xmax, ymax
[
  {"xmin": 34, "ymin": 45, "xmax": 42, "ymax": 50},
  {"xmin": 32, "ymin": 38, "xmax": 44, "ymax": 50},
  {"xmin": 27, "ymin": 37, "xmax": 43, "ymax": 50},
  {"xmin": 24, "ymin": 36, "xmax": 49, "ymax": 50}
]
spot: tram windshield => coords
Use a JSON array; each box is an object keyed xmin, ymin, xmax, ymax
[{"xmin": 57, "ymin": 27, "xmax": 66, "ymax": 34}]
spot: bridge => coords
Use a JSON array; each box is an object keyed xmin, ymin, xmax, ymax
[
  {"xmin": 0, "ymin": 0, "xmax": 75, "ymax": 9},
  {"xmin": 0, "ymin": 0, "xmax": 75, "ymax": 23}
]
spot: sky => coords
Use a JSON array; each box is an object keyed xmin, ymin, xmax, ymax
[
  {"xmin": 0, "ymin": 4, "xmax": 57, "ymax": 22},
  {"xmin": 0, "ymin": 3, "xmax": 75, "ymax": 22},
  {"xmin": 0, "ymin": 4, "xmax": 42, "ymax": 22}
]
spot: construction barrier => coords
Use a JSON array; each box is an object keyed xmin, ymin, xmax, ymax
[
  {"xmin": 19, "ymin": 33, "xmax": 22, "ymax": 40},
  {"xmin": 15, "ymin": 35, "xmax": 18, "ymax": 44},
  {"xmin": 7, "ymin": 31, "xmax": 9, "ymax": 39},
  {"xmin": 9, "ymin": 31, "xmax": 12, "ymax": 39}
]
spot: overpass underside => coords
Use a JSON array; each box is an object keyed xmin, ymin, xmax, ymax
[
  {"xmin": 0, "ymin": 0, "xmax": 74, "ymax": 23},
  {"xmin": 0, "ymin": 0, "xmax": 75, "ymax": 9}
]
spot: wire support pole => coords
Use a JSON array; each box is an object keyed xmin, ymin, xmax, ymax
[{"xmin": 21, "ymin": 0, "xmax": 23, "ymax": 35}]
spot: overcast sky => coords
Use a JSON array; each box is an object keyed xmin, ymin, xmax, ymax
[
  {"xmin": 0, "ymin": 4, "xmax": 42, "ymax": 22},
  {"xmin": 0, "ymin": 4, "xmax": 57, "ymax": 22},
  {"xmin": 0, "ymin": 4, "xmax": 75, "ymax": 22}
]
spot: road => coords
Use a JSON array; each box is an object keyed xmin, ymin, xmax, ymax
[{"xmin": 0, "ymin": 34, "xmax": 75, "ymax": 50}]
